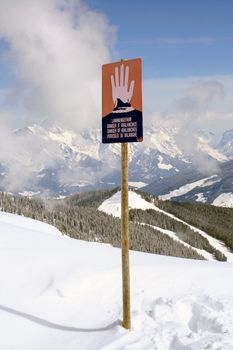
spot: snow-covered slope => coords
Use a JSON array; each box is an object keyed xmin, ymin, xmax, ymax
[
  {"xmin": 98, "ymin": 191, "xmax": 233, "ymax": 262},
  {"xmin": 159, "ymin": 175, "xmax": 220, "ymax": 201},
  {"xmin": 218, "ymin": 129, "xmax": 233, "ymax": 159},
  {"xmin": 143, "ymin": 159, "xmax": 233, "ymax": 207},
  {"xmin": 212, "ymin": 193, "xmax": 233, "ymax": 208},
  {"xmin": 98, "ymin": 191, "xmax": 156, "ymax": 217},
  {"xmin": 1, "ymin": 211, "xmax": 233, "ymax": 350}
]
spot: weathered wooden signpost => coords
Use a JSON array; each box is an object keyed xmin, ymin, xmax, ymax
[{"xmin": 102, "ymin": 58, "xmax": 143, "ymax": 329}]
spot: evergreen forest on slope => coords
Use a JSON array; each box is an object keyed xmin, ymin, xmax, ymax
[{"xmin": 0, "ymin": 189, "xmax": 232, "ymax": 261}]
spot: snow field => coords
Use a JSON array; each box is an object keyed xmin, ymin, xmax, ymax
[
  {"xmin": 98, "ymin": 191, "xmax": 157, "ymax": 218},
  {"xmin": 212, "ymin": 193, "xmax": 233, "ymax": 208},
  {"xmin": 1, "ymin": 206, "xmax": 233, "ymax": 349}
]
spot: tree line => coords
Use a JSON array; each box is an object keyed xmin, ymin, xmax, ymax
[{"xmin": 0, "ymin": 191, "xmax": 204, "ymax": 260}]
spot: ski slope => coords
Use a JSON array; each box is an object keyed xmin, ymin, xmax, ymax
[
  {"xmin": 1, "ymin": 211, "xmax": 233, "ymax": 350},
  {"xmin": 99, "ymin": 191, "xmax": 233, "ymax": 262}
]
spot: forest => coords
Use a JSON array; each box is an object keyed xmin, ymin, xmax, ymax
[{"xmin": 1, "ymin": 188, "xmax": 232, "ymax": 261}]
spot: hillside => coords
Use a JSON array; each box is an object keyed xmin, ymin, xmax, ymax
[
  {"xmin": 99, "ymin": 191, "xmax": 233, "ymax": 262},
  {"xmin": 0, "ymin": 191, "xmax": 204, "ymax": 260},
  {"xmin": 142, "ymin": 159, "xmax": 233, "ymax": 207},
  {"xmin": 1, "ymin": 189, "xmax": 233, "ymax": 262},
  {"xmin": 153, "ymin": 196, "xmax": 233, "ymax": 250},
  {"xmin": 1, "ymin": 211, "xmax": 233, "ymax": 350}
]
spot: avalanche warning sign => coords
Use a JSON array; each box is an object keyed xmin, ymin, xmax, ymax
[{"xmin": 102, "ymin": 58, "xmax": 143, "ymax": 144}]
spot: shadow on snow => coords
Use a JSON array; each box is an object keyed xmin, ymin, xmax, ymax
[{"xmin": 0, "ymin": 304, "xmax": 120, "ymax": 332}]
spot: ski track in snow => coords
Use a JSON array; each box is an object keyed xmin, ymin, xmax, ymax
[{"xmin": 98, "ymin": 191, "xmax": 233, "ymax": 262}]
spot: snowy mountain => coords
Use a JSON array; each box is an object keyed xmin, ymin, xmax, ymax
[
  {"xmin": 1, "ymin": 209, "xmax": 233, "ymax": 349},
  {"xmin": 142, "ymin": 159, "xmax": 233, "ymax": 207},
  {"xmin": 0, "ymin": 123, "xmax": 231, "ymax": 198},
  {"xmin": 218, "ymin": 129, "xmax": 233, "ymax": 159}
]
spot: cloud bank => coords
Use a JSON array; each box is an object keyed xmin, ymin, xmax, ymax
[
  {"xmin": 0, "ymin": 0, "xmax": 115, "ymax": 130},
  {"xmin": 0, "ymin": 0, "xmax": 117, "ymax": 191},
  {"xmin": 175, "ymin": 80, "xmax": 225, "ymax": 117},
  {"xmin": 144, "ymin": 78, "xmax": 228, "ymax": 175},
  {"xmin": 144, "ymin": 74, "xmax": 233, "ymax": 133}
]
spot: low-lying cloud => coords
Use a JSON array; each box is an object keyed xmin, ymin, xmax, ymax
[
  {"xmin": 176, "ymin": 80, "xmax": 225, "ymax": 118},
  {"xmin": 0, "ymin": 0, "xmax": 117, "ymax": 191},
  {"xmin": 174, "ymin": 80, "xmax": 225, "ymax": 174},
  {"xmin": 144, "ymin": 78, "xmax": 228, "ymax": 175}
]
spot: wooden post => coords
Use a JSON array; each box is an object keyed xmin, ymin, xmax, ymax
[{"xmin": 121, "ymin": 142, "xmax": 131, "ymax": 329}]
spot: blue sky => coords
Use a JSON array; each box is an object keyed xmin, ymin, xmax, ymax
[
  {"xmin": 0, "ymin": 0, "xmax": 232, "ymax": 133},
  {"xmin": 86, "ymin": 0, "xmax": 233, "ymax": 78},
  {"xmin": 1, "ymin": 0, "xmax": 233, "ymax": 83}
]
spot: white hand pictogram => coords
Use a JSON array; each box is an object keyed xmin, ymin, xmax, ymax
[{"xmin": 111, "ymin": 64, "xmax": 135, "ymax": 108}]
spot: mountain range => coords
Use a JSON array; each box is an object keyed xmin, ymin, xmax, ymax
[
  {"xmin": 143, "ymin": 159, "xmax": 233, "ymax": 207},
  {"xmin": 0, "ymin": 122, "xmax": 232, "ymax": 206}
]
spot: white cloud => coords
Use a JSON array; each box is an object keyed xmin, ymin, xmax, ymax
[
  {"xmin": 143, "ymin": 76, "xmax": 232, "ymax": 175},
  {"xmin": 0, "ymin": 0, "xmax": 116, "ymax": 191},
  {"xmin": 143, "ymin": 75, "xmax": 233, "ymax": 132},
  {"xmin": 175, "ymin": 80, "xmax": 225, "ymax": 117},
  {"xmin": 0, "ymin": 115, "xmax": 62, "ymax": 191},
  {"xmin": 0, "ymin": 0, "xmax": 116, "ymax": 130}
]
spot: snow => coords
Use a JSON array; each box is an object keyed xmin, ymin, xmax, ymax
[
  {"xmin": 19, "ymin": 191, "xmax": 41, "ymax": 197},
  {"xmin": 159, "ymin": 175, "xmax": 220, "ymax": 200},
  {"xmin": 48, "ymin": 129, "xmax": 75, "ymax": 146},
  {"xmin": 146, "ymin": 128, "xmax": 183, "ymax": 158},
  {"xmin": 29, "ymin": 125, "xmax": 101, "ymax": 161},
  {"xmin": 0, "ymin": 211, "xmax": 60, "ymax": 236},
  {"xmin": 212, "ymin": 193, "xmax": 233, "ymax": 208},
  {"xmin": 129, "ymin": 182, "xmax": 148, "ymax": 189},
  {"xmin": 195, "ymin": 193, "xmax": 206, "ymax": 203},
  {"xmin": 1, "ymin": 211, "xmax": 233, "ymax": 350},
  {"xmin": 157, "ymin": 155, "xmax": 173, "ymax": 170},
  {"xmin": 197, "ymin": 138, "xmax": 228, "ymax": 162},
  {"xmin": 98, "ymin": 191, "xmax": 155, "ymax": 218}
]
